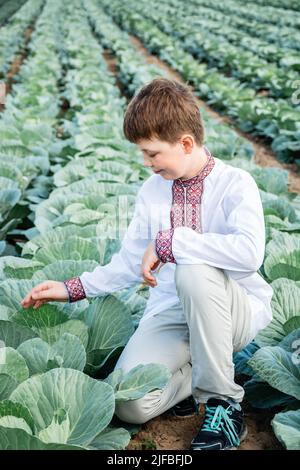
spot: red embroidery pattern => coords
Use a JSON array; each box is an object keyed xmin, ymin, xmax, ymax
[
  {"xmin": 63, "ymin": 276, "xmax": 86, "ymax": 303},
  {"xmin": 155, "ymin": 227, "xmax": 175, "ymax": 263},
  {"xmin": 155, "ymin": 148, "xmax": 215, "ymax": 264}
]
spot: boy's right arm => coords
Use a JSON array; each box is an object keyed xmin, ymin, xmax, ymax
[{"xmin": 21, "ymin": 186, "xmax": 150, "ymax": 309}]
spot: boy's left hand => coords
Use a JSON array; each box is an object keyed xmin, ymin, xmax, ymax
[{"xmin": 141, "ymin": 241, "xmax": 161, "ymax": 288}]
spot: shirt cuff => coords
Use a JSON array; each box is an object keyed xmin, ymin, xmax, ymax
[
  {"xmin": 63, "ymin": 276, "xmax": 87, "ymax": 303},
  {"xmin": 155, "ymin": 228, "xmax": 176, "ymax": 264}
]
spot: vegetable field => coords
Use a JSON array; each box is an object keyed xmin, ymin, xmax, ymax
[{"xmin": 0, "ymin": 0, "xmax": 300, "ymax": 451}]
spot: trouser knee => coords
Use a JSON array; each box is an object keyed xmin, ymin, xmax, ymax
[
  {"xmin": 175, "ymin": 263, "xmax": 225, "ymax": 297},
  {"xmin": 114, "ymin": 389, "xmax": 162, "ymax": 424}
]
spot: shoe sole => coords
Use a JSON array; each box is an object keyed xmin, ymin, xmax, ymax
[
  {"xmin": 167, "ymin": 411, "xmax": 199, "ymax": 419},
  {"xmin": 166, "ymin": 403, "xmax": 199, "ymax": 419}
]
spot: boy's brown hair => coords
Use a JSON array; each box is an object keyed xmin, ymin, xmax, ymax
[{"xmin": 123, "ymin": 77, "xmax": 205, "ymax": 145}]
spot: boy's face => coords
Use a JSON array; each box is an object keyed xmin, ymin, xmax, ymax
[{"xmin": 137, "ymin": 136, "xmax": 193, "ymax": 181}]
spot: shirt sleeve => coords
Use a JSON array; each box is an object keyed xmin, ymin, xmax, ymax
[
  {"xmin": 63, "ymin": 277, "xmax": 86, "ymax": 303},
  {"xmin": 64, "ymin": 185, "xmax": 150, "ymax": 300},
  {"xmin": 156, "ymin": 172, "xmax": 266, "ymax": 273}
]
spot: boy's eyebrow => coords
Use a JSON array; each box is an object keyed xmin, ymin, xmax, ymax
[{"xmin": 141, "ymin": 148, "xmax": 158, "ymax": 153}]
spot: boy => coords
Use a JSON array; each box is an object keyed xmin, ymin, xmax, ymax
[{"xmin": 21, "ymin": 78, "xmax": 274, "ymax": 450}]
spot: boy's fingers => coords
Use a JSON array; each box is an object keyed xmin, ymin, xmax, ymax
[
  {"xmin": 21, "ymin": 294, "xmax": 35, "ymax": 307},
  {"xmin": 33, "ymin": 300, "xmax": 47, "ymax": 309},
  {"xmin": 142, "ymin": 268, "xmax": 155, "ymax": 282},
  {"xmin": 141, "ymin": 258, "xmax": 160, "ymax": 287},
  {"xmin": 142, "ymin": 269, "xmax": 157, "ymax": 288},
  {"xmin": 32, "ymin": 282, "xmax": 50, "ymax": 295},
  {"xmin": 21, "ymin": 292, "xmax": 33, "ymax": 305},
  {"xmin": 32, "ymin": 289, "xmax": 50, "ymax": 300},
  {"xmin": 21, "ymin": 282, "xmax": 51, "ymax": 306}
]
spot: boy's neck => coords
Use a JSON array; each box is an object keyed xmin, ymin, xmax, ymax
[{"xmin": 180, "ymin": 146, "xmax": 209, "ymax": 181}]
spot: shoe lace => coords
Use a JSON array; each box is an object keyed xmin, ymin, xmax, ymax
[{"xmin": 202, "ymin": 405, "xmax": 240, "ymax": 447}]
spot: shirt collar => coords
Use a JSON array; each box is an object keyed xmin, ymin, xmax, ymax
[{"xmin": 174, "ymin": 146, "xmax": 215, "ymax": 187}]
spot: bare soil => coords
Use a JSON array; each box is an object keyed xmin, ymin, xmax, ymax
[
  {"xmin": 125, "ymin": 374, "xmax": 284, "ymax": 450},
  {"xmin": 126, "ymin": 400, "xmax": 284, "ymax": 450},
  {"xmin": 102, "ymin": 49, "xmax": 127, "ymax": 95}
]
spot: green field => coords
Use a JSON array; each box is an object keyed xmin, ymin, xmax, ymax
[{"xmin": 0, "ymin": 0, "xmax": 299, "ymax": 451}]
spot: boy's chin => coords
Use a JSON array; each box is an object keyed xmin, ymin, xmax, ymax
[
  {"xmin": 158, "ymin": 171, "xmax": 171, "ymax": 180},
  {"xmin": 155, "ymin": 170, "xmax": 178, "ymax": 180},
  {"xmin": 161, "ymin": 173, "xmax": 179, "ymax": 181}
]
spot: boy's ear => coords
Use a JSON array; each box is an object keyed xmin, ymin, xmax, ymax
[{"xmin": 180, "ymin": 134, "xmax": 194, "ymax": 154}]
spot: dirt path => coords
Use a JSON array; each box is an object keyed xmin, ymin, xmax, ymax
[
  {"xmin": 102, "ymin": 50, "xmax": 127, "ymax": 96},
  {"xmin": 0, "ymin": 26, "xmax": 33, "ymax": 112},
  {"xmin": 130, "ymin": 35, "xmax": 300, "ymax": 195}
]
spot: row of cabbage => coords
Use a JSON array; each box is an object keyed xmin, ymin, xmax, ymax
[
  {"xmin": 84, "ymin": 0, "xmax": 253, "ymax": 164},
  {"xmin": 190, "ymin": 0, "xmax": 300, "ymax": 53},
  {"xmin": 0, "ymin": 0, "xmax": 66, "ymax": 257},
  {"xmin": 192, "ymin": 0, "xmax": 300, "ymax": 30},
  {"xmin": 0, "ymin": 0, "xmax": 44, "ymax": 78},
  {"xmin": 99, "ymin": 0, "xmax": 300, "ymax": 166},
  {"xmin": 245, "ymin": 0, "xmax": 299, "ymax": 10},
  {"xmin": 182, "ymin": 1, "xmax": 300, "ymax": 63},
  {"xmin": 159, "ymin": 0, "xmax": 300, "ymax": 86},
  {"xmin": 90, "ymin": 0, "xmax": 300, "ymax": 449},
  {"xmin": 0, "ymin": 0, "xmax": 173, "ymax": 450},
  {"xmin": 0, "ymin": 0, "xmax": 299, "ymax": 450}
]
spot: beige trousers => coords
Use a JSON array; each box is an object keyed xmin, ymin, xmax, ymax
[{"xmin": 114, "ymin": 263, "xmax": 254, "ymax": 424}]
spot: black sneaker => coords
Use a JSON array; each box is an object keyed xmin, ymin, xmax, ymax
[
  {"xmin": 190, "ymin": 398, "xmax": 247, "ymax": 450},
  {"xmin": 166, "ymin": 395, "xmax": 199, "ymax": 418}
]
